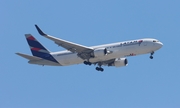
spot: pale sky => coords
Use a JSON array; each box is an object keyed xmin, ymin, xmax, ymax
[{"xmin": 1, "ymin": 0, "xmax": 180, "ymax": 108}]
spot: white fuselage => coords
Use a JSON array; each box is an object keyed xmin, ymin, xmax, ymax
[{"xmin": 45, "ymin": 38, "xmax": 163, "ymax": 66}]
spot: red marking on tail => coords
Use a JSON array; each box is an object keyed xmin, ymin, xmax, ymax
[
  {"xmin": 27, "ymin": 36, "xmax": 36, "ymax": 40},
  {"xmin": 31, "ymin": 47, "xmax": 41, "ymax": 51}
]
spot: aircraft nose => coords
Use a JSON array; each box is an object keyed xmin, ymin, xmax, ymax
[{"xmin": 157, "ymin": 42, "xmax": 163, "ymax": 49}]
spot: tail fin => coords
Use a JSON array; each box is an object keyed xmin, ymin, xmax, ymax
[
  {"xmin": 25, "ymin": 34, "xmax": 58, "ymax": 63},
  {"xmin": 25, "ymin": 34, "xmax": 50, "ymax": 57}
]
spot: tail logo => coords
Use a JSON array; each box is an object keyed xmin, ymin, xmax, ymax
[{"xmin": 25, "ymin": 34, "xmax": 58, "ymax": 63}]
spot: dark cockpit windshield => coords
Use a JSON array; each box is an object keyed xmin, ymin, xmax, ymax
[{"xmin": 153, "ymin": 40, "xmax": 159, "ymax": 42}]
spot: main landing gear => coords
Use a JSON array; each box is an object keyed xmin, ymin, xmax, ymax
[
  {"xmin": 150, "ymin": 51, "xmax": 154, "ymax": 59},
  {"xmin": 84, "ymin": 61, "xmax": 92, "ymax": 65},
  {"xmin": 96, "ymin": 66, "xmax": 104, "ymax": 72},
  {"xmin": 95, "ymin": 62, "xmax": 104, "ymax": 72},
  {"xmin": 84, "ymin": 61, "xmax": 104, "ymax": 72}
]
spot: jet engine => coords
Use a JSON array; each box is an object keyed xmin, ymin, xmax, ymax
[
  {"xmin": 109, "ymin": 58, "xmax": 128, "ymax": 67},
  {"xmin": 92, "ymin": 48, "xmax": 108, "ymax": 57}
]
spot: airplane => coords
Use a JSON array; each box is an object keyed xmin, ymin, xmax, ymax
[{"xmin": 16, "ymin": 25, "xmax": 163, "ymax": 72}]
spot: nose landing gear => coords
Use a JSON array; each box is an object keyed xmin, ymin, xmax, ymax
[{"xmin": 150, "ymin": 51, "xmax": 154, "ymax": 59}]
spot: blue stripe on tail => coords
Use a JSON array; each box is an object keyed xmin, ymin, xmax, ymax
[
  {"xmin": 25, "ymin": 34, "xmax": 58, "ymax": 63},
  {"xmin": 26, "ymin": 39, "xmax": 47, "ymax": 50}
]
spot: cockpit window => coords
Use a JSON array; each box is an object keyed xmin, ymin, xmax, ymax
[{"xmin": 153, "ymin": 40, "xmax": 159, "ymax": 42}]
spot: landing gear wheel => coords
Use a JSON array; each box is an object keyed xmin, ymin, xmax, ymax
[
  {"xmin": 150, "ymin": 56, "xmax": 153, "ymax": 59},
  {"xmin": 88, "ymin": 62, "xmax": 92, "ymax": 65},
  {"xmin": 84, "ymin": 61, "xmax": 92, "ymax": 65},
  {"xmin": 100, "ymin": 68, "xmax": 104, "ymax": 72},
  {"xmin": 96, "ymin": 67, "xmax": 99, "ymax": 71},
  {"xmin": 150, "ymin": 51, "xmax": 154, "ymax": 59},
  {"xmin": 96, "ymin": 67, "xmax": 104, "ymax": 72}
]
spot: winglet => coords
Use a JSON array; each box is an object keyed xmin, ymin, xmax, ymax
[{"xmin": 35, "ymin": 24, "xmax": 47, "ymax": 36}]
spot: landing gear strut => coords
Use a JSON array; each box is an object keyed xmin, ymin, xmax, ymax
[{"xmin": 150, "ymin": 51, "xmax": 154, "ymax": 59}]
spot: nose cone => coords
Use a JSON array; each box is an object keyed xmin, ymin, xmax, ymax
[
  {"xmin": 157, "ymin": 42, "xmax": 163, "ymax": 49},
  {"xmin": 159, "ymin": 42, "xmax": 163, "ymax": 48}
]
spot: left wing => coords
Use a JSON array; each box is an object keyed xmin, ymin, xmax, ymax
[{"xmin": 35, "ymin": 25, "xmax": 93, "ymax": 53}]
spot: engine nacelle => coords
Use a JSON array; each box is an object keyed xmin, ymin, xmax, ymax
[
  {"xmin": 92, "ymin": 48, "xmax": 107, "ymax": 57},
  {"xmin": 109, "ymin": 58, "xmax": 128, "ymax": 67}
]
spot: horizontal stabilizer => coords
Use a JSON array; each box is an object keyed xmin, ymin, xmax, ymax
[{"xmin": 16, "ymin": 53, "xmax": 41, "ymax": 60}]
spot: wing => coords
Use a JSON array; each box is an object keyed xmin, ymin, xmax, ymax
[{"xmin": 35, "ymin": 25, "xmax": 93, "ymax": 53}]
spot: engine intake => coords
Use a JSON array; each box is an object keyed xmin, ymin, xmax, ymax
[{"xmin": 109, "ymin": 58, "xmax": 128, "ymax": 67}]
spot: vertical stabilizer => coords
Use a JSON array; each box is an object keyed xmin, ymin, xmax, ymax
[{"xmin": 25, "ymin": 34, "xmax": 58, "ymax": 63}]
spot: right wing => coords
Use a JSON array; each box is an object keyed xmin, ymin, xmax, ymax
[{"xmin": 35, "ymin": 25, "xmax": 93, "ymax": 54}]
